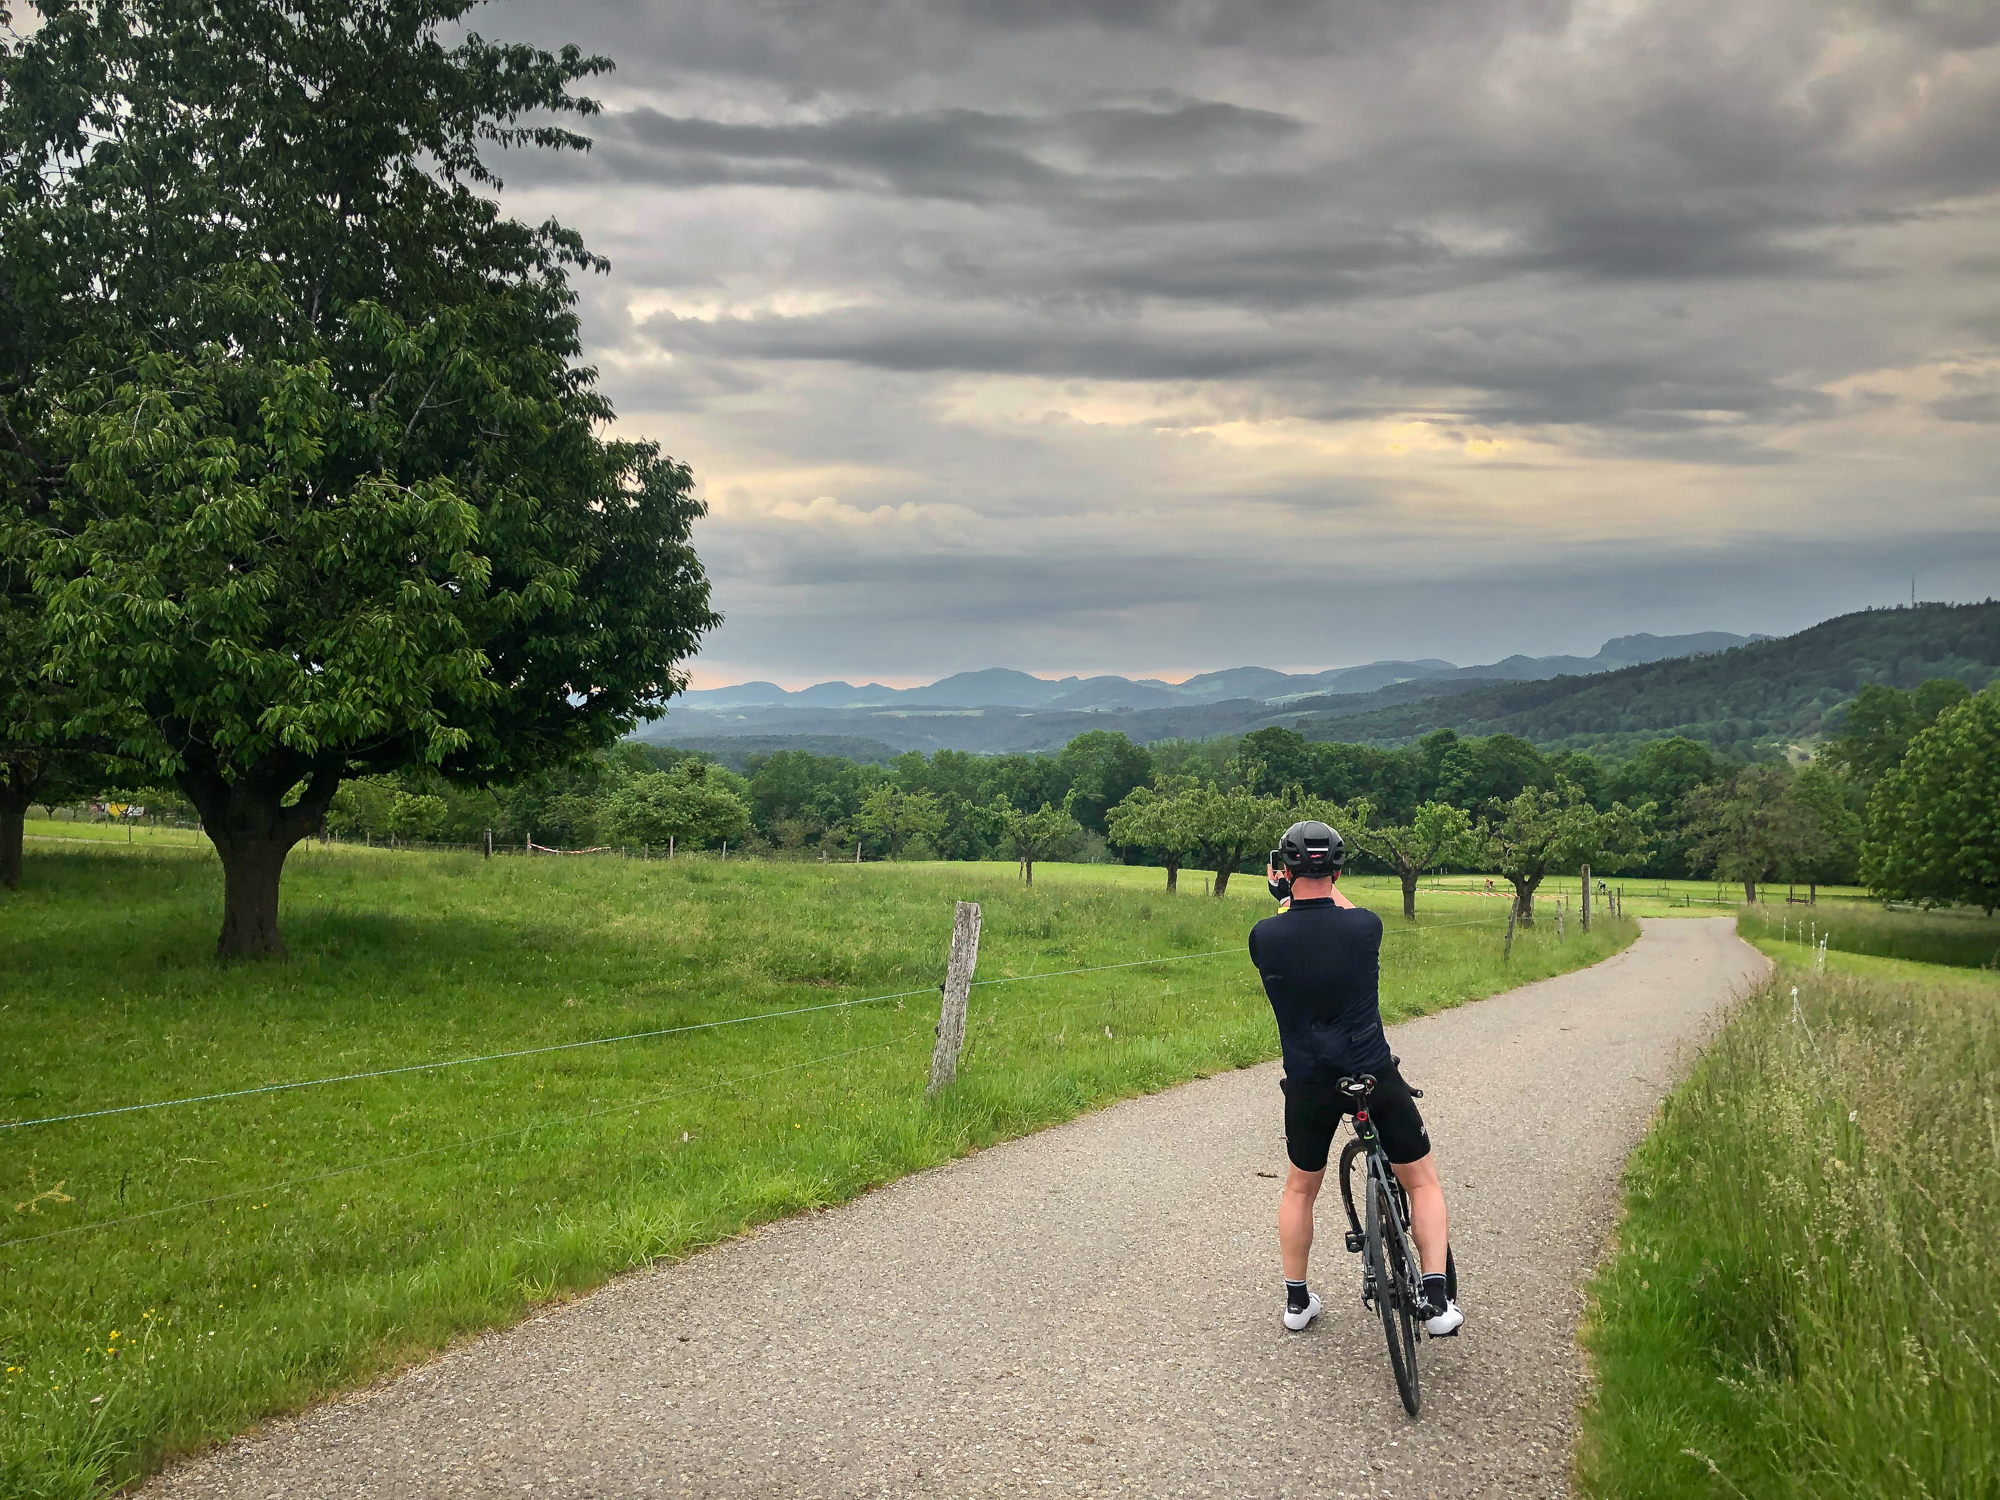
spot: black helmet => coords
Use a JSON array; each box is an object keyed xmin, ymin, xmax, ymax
[{"xmin": 1278, "ymin": 820, "xmax": 1344, "ymax": 877}]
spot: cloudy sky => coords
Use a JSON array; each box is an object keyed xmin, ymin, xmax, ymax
[{"xmin": 496, "ymin": 0, "xmax": 2000, "ymax": 687}]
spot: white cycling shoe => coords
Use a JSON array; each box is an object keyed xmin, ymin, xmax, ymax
[
  {"xmin": 1424, "ymin": 1299, "xmax": 1465, "ymax": 1337},
  {"xmin": 1283, "ymin": 1292, "xmax": 1322, "ymax": 1332}
]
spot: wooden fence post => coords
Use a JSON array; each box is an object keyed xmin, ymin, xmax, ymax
[
  {"xmin": 1556, "ymin": 898, "xmax": 1565, "ymax": 939},
  {"xmin": 483, "ymin": 829, "xmax": 492, "ymax": 860},
  {"xmin": 1580, "ymin": 863, "xmax": 1591, "ymax": 933},
  {"xmin": 1504, "ymin": 897, "xmax": 1517, "ymax": 960},
  {"xmin": 928, "ymin": 901, "xmax": 983, "ymax": 1097}
]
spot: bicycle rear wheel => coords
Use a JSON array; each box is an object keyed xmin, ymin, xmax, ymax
[
  {"xmin": 1365, "ymin": 1170, "xmax": 1422, "ymax": 1415},
  {"xmin": 1337, "ymin": 1137, "xmax": 1366, "ymax": 1243}
]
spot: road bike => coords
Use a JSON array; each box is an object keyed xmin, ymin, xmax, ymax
[{"xmin": 1334, "ymin": 1072, "xmax": 1456, "ymax": 1416}]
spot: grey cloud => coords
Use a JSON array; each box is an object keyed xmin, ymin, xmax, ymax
[
  {"xmin": 1931, "ymin": 392, "xmax": 2000, "ymax": 423},
  {"xmin": 478, "ymin": 0, "xmax": 2000, "ymax": 682}
]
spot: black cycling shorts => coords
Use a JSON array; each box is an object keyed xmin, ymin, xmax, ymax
[{"xmin": 1281, "ymin": 1062, "xmax": 1431, "ymax": 1171}]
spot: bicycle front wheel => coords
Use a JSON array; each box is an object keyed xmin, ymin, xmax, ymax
[{"xmin": 1365, "ymin": 1171, "xmax": 1422, "ymax": 1415}]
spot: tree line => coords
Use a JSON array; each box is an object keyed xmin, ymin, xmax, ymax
[{"xmin": 92, "ymin": 669, "xmax": 1980, "ymax": 923}]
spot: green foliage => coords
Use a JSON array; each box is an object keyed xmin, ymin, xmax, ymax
[
  {"xmin": 1862, "ymin": 689, "xmax": 2000, "ymax": 915},
  {"xmin": 1486, "ymin": 780, "xmax": 1652, "ymax": 922},
  {"xmin": 1, "ymin": 0, "xmax": 717, "ymax": 953},
  {"xmin": 855, "ymin": 785, "xmax": 949, "ymax": 860},
  {"xmin": 1680, "ymin": 765, "xmax": 1831, "ymax": 902},
  {"xmin": 1820, "ymin": 677, "xmax": 1972, "ymax": 787},
  {"xmin": 1579, "ymin": 959, "xmax": 2000, "ymax": 1500},
  {"xmin": 1003, "ymin": 795, "xmax": 1086, "ymax": 883},
  {"xmin": 601, "ymin": 762, "xmax": 752, "ymax": 851},
  {"xmin": 1353, "ymin": 800, "xmax": 1483, "ymax": 919},
  {"xmin": 1055, "ymin": 730, "xmax": 1155, "ymax": 833}
]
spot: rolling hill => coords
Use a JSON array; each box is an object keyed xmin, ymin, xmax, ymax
[{"xmin": 641, "ymin": 603, "xmax": 1998, "ymax": 760}]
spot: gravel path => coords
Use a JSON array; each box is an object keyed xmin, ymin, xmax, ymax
[{"xmin": 148, "ymin": 916, "xmax": 1766, "ymax": 1500}]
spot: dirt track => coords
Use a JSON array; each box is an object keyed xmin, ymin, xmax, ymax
[{"xmin": 148, "ymin": 916, "xmax": 1766, "ymax": 1499}]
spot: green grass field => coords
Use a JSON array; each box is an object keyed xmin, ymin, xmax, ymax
[
  {"xmin": 1577, "ymin": 928, "xmax": 1998, "ymax": 1499},
  {"xmin": 1, "ymin": 844, "xmax": 1635, "ymax": 1497},
  {"xmin": 1740, "ymin": 899, "xmax": 2000, "ymax": 971}
]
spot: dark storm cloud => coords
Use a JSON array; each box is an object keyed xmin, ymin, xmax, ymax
[{"xmin": 484, "ymin": 0, "xmax": 2000, "ymax": 681}]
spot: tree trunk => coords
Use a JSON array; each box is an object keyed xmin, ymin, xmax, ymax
[
  {"xmin": 1743, "ymin": 877, "xmax": 1758, "ymax": 905},
  {"xmin": 1809, "ymin": 882, "xmax": 1817, "ymax": 905},
  {"xmin": 1400, "ymin": 867, "xmax": 1419, "ymax": 921},
  {"xmin": 1165, "ymin": 857, "xmax": 1180, "ymax": 893},
  {"xmin": 0, "ymin": 786, "xmax": 26, "ymax": 891},
  {"xmin": 1022, "ymin": 857, "xmax": 1034, "ymax": 887},
  {"xmin": 1212, "ymin": 864, "xmax": 1231, "ymax": 897},
  {"xmin": 1511, "ymin": 876, "xmax": 1540, "ymax": 925},
  {"xmin": 176, "ymin": 759, "xmax": 342, "ymax": 961}
]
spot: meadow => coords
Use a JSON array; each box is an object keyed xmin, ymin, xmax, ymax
[
  {"xmin": 1, "ymin": 842, "xmax": 1634, "ymax": 1497},
  {"xmin": 1739, "ymin": 898, "xmax": 2000, "ymax": 971},
  {"xmin": 1577, "ymin": 926, "xmax": 1998, "ymax": 1499}
]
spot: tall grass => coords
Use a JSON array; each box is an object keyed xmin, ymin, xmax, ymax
[
  {"xmin": 1, "ymin": 844, "xmax": 1633, "ymax": 1497},
  {"xmin": 1578, "ymin": 957, "xmax": 2000, "ymax": 1499},
  {"xmin": 1742, "ymin": 900, "xmax": 2000, "ymax": 971}
]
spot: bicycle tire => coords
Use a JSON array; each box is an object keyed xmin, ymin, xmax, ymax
[
  {"xmin": 1445, "ymin": 1242, "xmax": 1457, "ymax": 1305},
  {"xmin": 1337, "ymin": 1137, "xmax": 1367, "ymax": 1243},
  {"xmin": 1366, "ymin": 1170, "xmax": 1421, "ymax": 1415}
]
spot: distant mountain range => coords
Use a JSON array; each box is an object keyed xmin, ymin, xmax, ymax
[
  {"xmin": 677, "ymin": 631, "xmax": 1764, "ymax": 714},
  {"xmin": 637, "ymin": 605, "xmax": 1998, "ymax": 760}
]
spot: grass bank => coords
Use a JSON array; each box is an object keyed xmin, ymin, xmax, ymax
[
  {"xmin": 1577, "ymin": 941, "xmax": 1998, "ymax": 1499},
  {"xmin": 2, "ymin": 846, "xmax": 1634, "ymax": 1496},
  {"xmin": 1740, "ymin": 899, "xmax": 2000, "ymax": 971}
]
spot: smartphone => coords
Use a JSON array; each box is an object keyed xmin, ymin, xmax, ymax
[{"xmin": 1268, "ymin": 848, "xmax": 1284, "ymax": 870}]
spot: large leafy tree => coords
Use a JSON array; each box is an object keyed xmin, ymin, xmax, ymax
[
  {"xmin": 855, "ymin": 784, "xmax": 947, "ymax": 860},
  {"xmin": 1862, "ymin": 691, "xmax": 2000, "ymax": 915},
  {"xmin": 1354, "ymin": 799, "xmax": 1482, "ymax": 921},
  {"xmin": 1680, "ymin": 765, "xmax": 1822, "ymax": 905},
  {"xmin": 1486, "ymin": 780, "xmax": 1652, "ymax": 924},
  {"xmin": 1, "ymin": 0, "xmax": 718, "ymax": 955},
  {"xmin": 1820, "ymin": 679, "xmax": 1971, "ymax": 788},
  {"xmin": 1181, "ymin": 784, "xmax": 1286, "ymax": 898},
  {"xmin": 1106, "ymin": 778, "xmax": 1202, "ymax": 892}
]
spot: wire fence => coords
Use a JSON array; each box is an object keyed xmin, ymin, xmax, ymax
[{"xmin": 0, "ymin": 908, "xmax": 1519, "ymax": 1250}]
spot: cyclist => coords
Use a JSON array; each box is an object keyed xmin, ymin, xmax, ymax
[{"xmin": 1249, "ymin": 819, "xmax": 1463, "ymax": 1337}]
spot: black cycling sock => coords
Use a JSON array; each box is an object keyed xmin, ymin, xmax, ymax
[
  {"xmin": 1286, "ymin": 1279, "xmax": 1311, "ymax": 1313},
  {"xmin": 1423, "ymin": 1273, "xmax": 1447, "ymax": 1310}
]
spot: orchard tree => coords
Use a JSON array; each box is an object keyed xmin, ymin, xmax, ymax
[
  {"xmin": 603, "ymin": 762, "xmax": 751, "ymax": 852},
  {"xmin": 1788, "ymin": 764, "xmax": 1863, "ymax": 899},
  {"xmin": 1005, "ymin": 795, "xmax": 1084, "ymax": 887},
  {"xmin": 1862, "ymin": 690, "xmax": 2000, "ymax": 915},
  {"xmin": 1354, "ymin": 800, "xmax": 1481, "ymax": 921},
  {"xmin": 855, "ymin": 784, "xmax": 947, "ymax": 860},
  {"xmin": 1106, "ymin": 779, "xmax": 1202, "ymax": 892},
  {"xmin": 1486, "ymin": 780, "xmax": 1652, "ymax": 924},
  {"xmin": 1680, "ymin": 766, "xmax": 1821, "ymax": 905},
  {"xmin": 1, "ymin": 1, "xmax": 718, "ymax": 955},
  {"xmin": 1182, "ymin": 785, "xmax": 1286, "ymax": 898}
]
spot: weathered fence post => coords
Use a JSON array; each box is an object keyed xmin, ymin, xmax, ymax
[
  {"xmin": 1580, "ymin": 863, "xmax": 1591, "ymax": 933},
  {"xmin": 1556, "ymin": 898, "xmax": 1566, "ymax": 939},
  {"xmin": 928, "ymin": 901, "xmax": 983, "ymax": 1097},
  {"xmin": 483, "ymin": 829, "xmax": 493, "ymax": 860},
  {"xmin": 1503, "ymin": 897, "xmax": 1518, "ymax": 960}
]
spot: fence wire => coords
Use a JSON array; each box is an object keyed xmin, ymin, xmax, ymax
[{"xmin": 2, "ymin": 911, "xmax": 1513, "ymax": 1134}]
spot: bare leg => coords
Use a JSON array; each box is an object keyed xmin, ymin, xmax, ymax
[
  {"xmin": 1391, "ymin": 1152, "xmax": 1449, "ymax": 1276},
  {"xmin": 1279, "ymin": 1165, "xmax": 1323, "ymax": 1281}
]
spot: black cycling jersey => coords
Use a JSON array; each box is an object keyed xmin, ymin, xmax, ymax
[{"xmin": 1247, "ymin": 896, "xmax": 1392, "ymax": 1088}]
